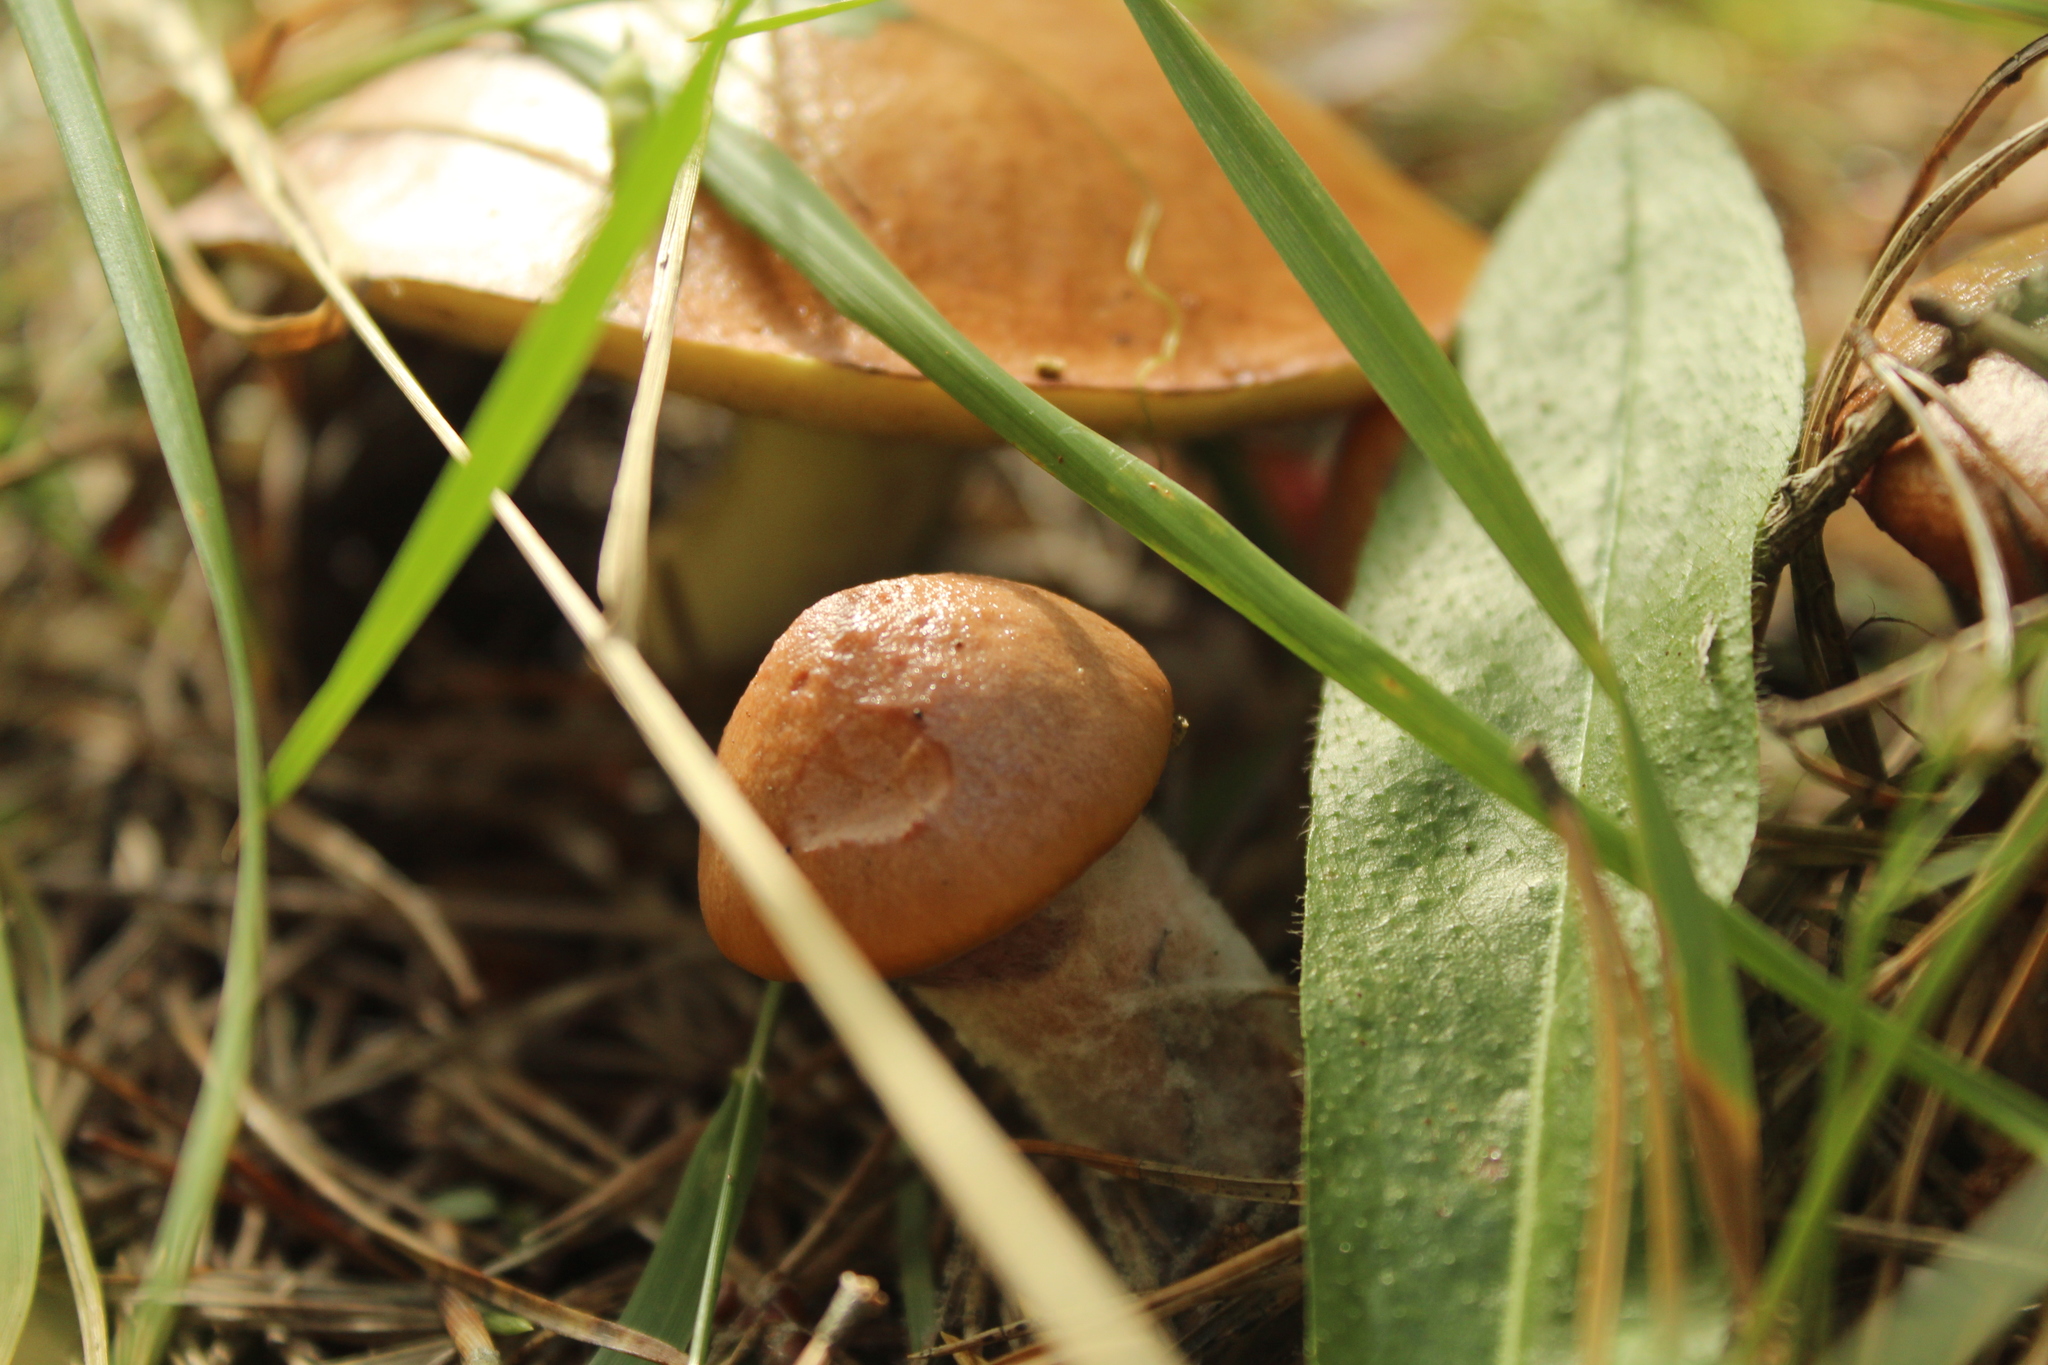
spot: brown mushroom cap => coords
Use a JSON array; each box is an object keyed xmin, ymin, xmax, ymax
[
  {"xmin": 179, "ymin": 0, "xmax": 1483, "ymax": 441},
  {"xmin": 699, "ymin": 574, "xmax": 1173, "ymax": 981},
  {"xmin": 1855, "ymin": 225, "xmax": 2048, "ymax": 597}
]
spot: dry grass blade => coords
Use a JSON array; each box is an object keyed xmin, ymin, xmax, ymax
[
  {"xmin": 1526, "ymin": 750, "xmax": 1634, "ymax": 1364},
  {"xmin": 1883, "ymin": 30, "xmax": 2048, "ymax": 243},
  {"xmin": 269, "ymin": 801, "xmax": 483, "ymax": 1006},
  {"xmin": 918, "ymin": 1228, "xmax": 1307, "ymax": 1364},
  {"xmin": 790, "ymin": 1272, "xmax": 887, "ymax": 1365},
  {"xmin": 157, "ymin": 993, "xmax": 692, "ymax": 1365},
  {"xmin": 120, "ymin": 134, "xmax": 343, "ymax": 354},
  {"xmin": 596, "ymin": 147, "xmax": 707, "ymax": 643},
  {"xmin": 35, "ymin": 1100, "xmax": 111, "ymax": 1365},
  {"xmin": 492, "ymin": 500, "xmax": 1183, "ymax": 1365},
  {"xmin": 113, "ymin": 5, "xmax": 1185, "ymax": 1357},
  {"xmin": 1012, "ymin": 1141, "xmax": 1303, "ymax": 1204},
  {"xmin": 486, "ymin": 1119, "xmax": 708, "ymax": 1277},
  {"xmin": 1764, "ymin": 597, "xmax": 2048, "ymax": 733},
  {"xmin": 1801, "ymin": 109, "xmax": 2048, "ymax": 480},
  {"xmin": 1867, "ymin": 350, "xmax": 2016, "ymax": 672}
]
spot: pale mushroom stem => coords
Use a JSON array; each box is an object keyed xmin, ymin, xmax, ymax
[{"xmin": 907, "ymin": 816, "xmax": 1301, "ymax": 1183}]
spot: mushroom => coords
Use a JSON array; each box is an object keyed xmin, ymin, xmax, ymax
[
  {"xmin": 696, "ymin": 573, "xmax": 1300, "ymax": 1191},
  {"xmin": 177, "ymin": 0, "xmax": 1482, "ymax": 673},
  {"xmin": 1854, "ymin": 222, "xmax": 2048, "ymax": 598}
]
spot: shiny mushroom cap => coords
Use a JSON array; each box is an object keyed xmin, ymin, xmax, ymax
[
  {"xmin": 699, "ymin": 574, "xmax": 1174, "ymax": 980},
  {"xmin": 179, "ymin": 0, "xmax": 1483, "ymax": 441}
]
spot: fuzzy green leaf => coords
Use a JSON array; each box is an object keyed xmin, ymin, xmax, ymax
[{"xmin": 1303, "ymin": 92, "xmax": 1802, "ymax": 1363}]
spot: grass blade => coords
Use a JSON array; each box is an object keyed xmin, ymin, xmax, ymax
[
  {"xmin": 7, "ymin": 1, "xmax": 271, "ymax": 1361},
  {"xmin": 895, "ymin": 1170, "xmax": 937, "ymax": 1353},
  {"xmin": 1748, "ymin": 762, "xmax": 2048, "ymax": 1350},
  {"xmin": 35, "ymin": 1100, "xmax": 109, "ymax": 1365},
  {"xmin": 693, "ymin": 109, "xmax": 2048, "ymax": 1175},
  {"xmin": 699, "ymin": 117, "xmax": 1555, "ymax": 846},
  {"xmin": 0, "ymin": 901, "xmax": 43, "ymax": 1365},
  {"xmin": 261, "ymin": 2, "xmax": 750, "ymax": 807},
  {"xmin": 1116, "ymin": 0, "xmax": 1764, "ymax": 1265},
  {"xmin": 1116, "ymin": 0, "xmax": 1603, "ymax": 670},
  {"xmin": 590, "ymin": 983, "xmax": 780, "ymax": 1365},
  {"xmin": 1827, "ymin": 1160, "xmax": 2048, "ymax": 1365}
]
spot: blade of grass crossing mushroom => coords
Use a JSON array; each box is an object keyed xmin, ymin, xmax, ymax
[
  {"xmin": 260, "ymin": 0, "xmax": 755, "ymax": 806},
  {"xmin": 491, "ymin": 496, "xmax": 1186, "ymax": 1365},
  {"xmin": 697, "ymin": 120, "xmax": 1564, "ymax": 857},
  {"xmin": 1116, "ymin": 0, "xmax": 1761, "ymax": 1261},
  {"xmin": 6, "ymin": 3, "xmax": 271, "ymax": 1364},
  {"xmin": 1116, "ymin": 0, "xmax": 1604, "ymax": 668},
  {"xmin": 0, "ymin": 905, "xmax": 42, "ymax": 1365},
  {"xmin": 127, "ymin": 11, "xmax": 1181, "ymax": 1360},
  {"xmin": 590, "ymin": 984, "xmax": 780, "ymax": 1365},
  {"xmin": 597, "ymin": 132, "xmax": 711, "ymax": 644},
  {"xmin": 688, "ymin": 115, "xmax": 2048, "ymax": 1180}
]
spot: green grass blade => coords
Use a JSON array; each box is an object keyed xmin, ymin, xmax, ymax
[
  {"xmin": 694, "ymin": 111, "xmax": 2048, "ymax": 1173},
  {"xmin": 262, "ymin": 1, "xmax": 751, "ymax": 808},
  {"xmin": 1825, "ymin": 1159, "xmax": 2048, "ymax": 1365},
  {"xmin": 1115, "ymin": 0, "xmax": 1762, "ymax": 1235},
  {"xmin": 895, "ymin": 1169, "xmax": 937, "ymax": 1353},
  {"xmin": 698, "ymin": 118, "xmax": 1553, "ymax": 840},
  {"xmin": 1718, "ymin": 901, "xmax": 2048, "ymax": 1154},
  {"xmin": 590, "ymin": 983, "xmax": 779, "ymax": 1365},
  {"xmin": 0, "ymin": 899, "xmax": 43, "ymax": 1365},
  {"xmin": 1748, "ymin": 765, "xmax": 2048, "ymax": 1347},
  {"xmin": 1303, "ymin": 92, "xmax": 1796, "ymax": 1362},
  {"xmin": 35, "ymin": 1100, "xmax": 109, "ymax": 1365},
  {"xmin": 1116, "ymin": 0, "xmax": 1604, "ymax": 672},
  {"xmin": 7, "ymin": 2, "xmax": 271, "ymax": 1362}
]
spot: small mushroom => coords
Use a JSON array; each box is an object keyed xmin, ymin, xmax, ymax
[{"xmin": 697, "ymin": 574, "xmax": 1300, "ymax": 1187}]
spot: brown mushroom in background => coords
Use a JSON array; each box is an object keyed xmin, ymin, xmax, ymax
[
  {"xmin": 1855, "ymin": 223, "xmax": 2048, "ymax": 600},
  {"xmin": 697, "ymin": 574, "xmax": 1300, "ymax": 1268},
  {"xmin": 179, "ymin": 0, "xmax": 1483, "ymax": 675}
]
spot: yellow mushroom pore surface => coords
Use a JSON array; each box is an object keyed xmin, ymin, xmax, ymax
[{"xmin": 698, "ymin": 574, "xmax": 1174, "ymax": 980}]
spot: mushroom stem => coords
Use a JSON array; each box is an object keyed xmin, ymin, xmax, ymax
[
  {"xmin": 908, "ymin": 816, "xmax": 1300, "ymax": 1182},
  {"xmin": 643, "ymin": 415, "xmax": 957, "ymax": 679}
]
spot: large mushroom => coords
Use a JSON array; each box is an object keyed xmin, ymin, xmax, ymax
[
  {"xmin": 697, "ymin": 574, "xmax": 1301, "ymax": 1191},
  {"xmin": 179, "ymin": 0, "xmax": 1482, "ymax": 674}
]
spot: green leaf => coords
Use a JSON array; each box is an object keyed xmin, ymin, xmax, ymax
[
  {"xmin": 7, "ymin": 2, "xmax": 272, "ymax": 1362},
  {"xmin": 1119, "ymin": 0, "xmax": 1757, "ymax": 1160},
  {"xmin": 589, "ymin": 982, "xmax": 778, "ymax": 1365},
  {"xmin": 1303, "ymin": 91, "xmax": 1803, "ymax": 1364}
]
